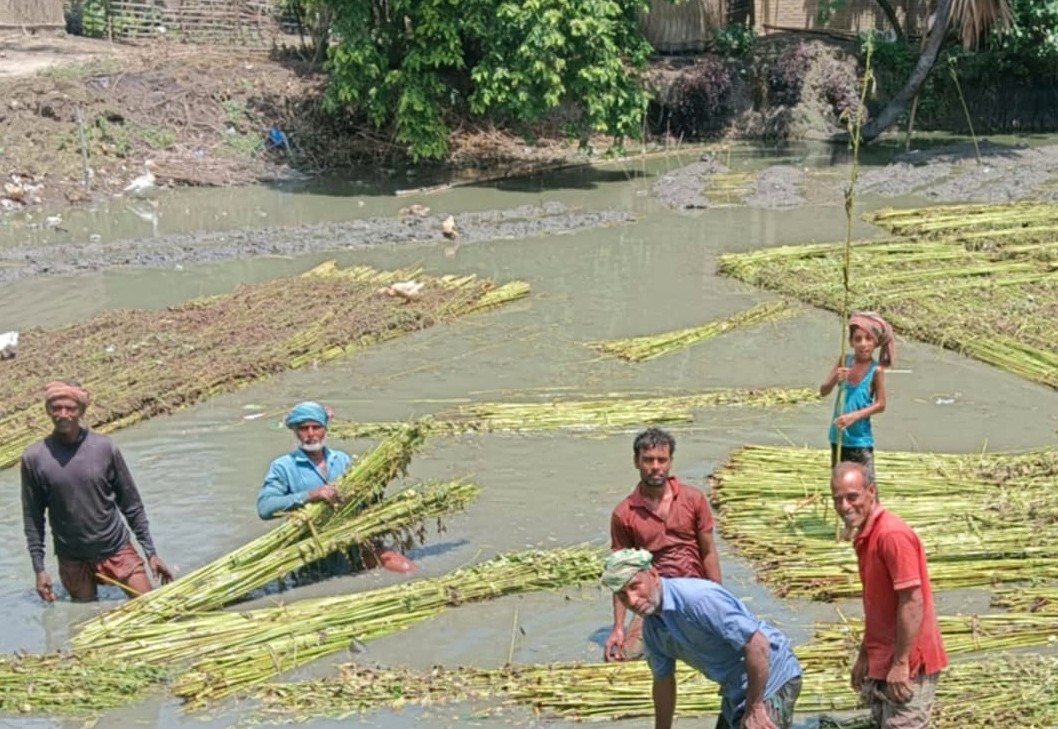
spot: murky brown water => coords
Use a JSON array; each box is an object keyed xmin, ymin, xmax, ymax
[{"xmin": 3, "ymin": 143, "xmax": 1058, "ymax": 729}]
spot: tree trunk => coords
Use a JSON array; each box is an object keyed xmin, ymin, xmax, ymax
[
  {"xmin": 873, "ymin": 0, "xmax": 904, "ymax": 40},
  {"xmin": 861, "ymin": 0, "xmax": 952, "ymax": 142}
]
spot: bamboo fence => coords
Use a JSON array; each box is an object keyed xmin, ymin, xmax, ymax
[
  {"xmin": 329, "ymin": 387, "xmax": 819, "ymax": 439},
  {"xmin": 717, "ymin": 201, "xmax": 1058, "ymax": 389},
  {"xmin": 0, "ymin": 263, "xmax": 528, "ymax": 470},
  {"xmin": 710, "ymin": 444, "xmax": 1058, "ymax": 600},
  {"xmin": 584, "ymin": 300, "xmax": 796, "ymax": 362},
  {"xmin": 82, "ymin": 0, "xmax": 281, "ymax": 45}
]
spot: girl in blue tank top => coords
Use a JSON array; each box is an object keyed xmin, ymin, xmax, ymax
[{"xmin": 819, "ymin": 312, "xmax": 894, "ymax": 476}]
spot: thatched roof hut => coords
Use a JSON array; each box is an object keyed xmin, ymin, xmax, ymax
[{"xmin": 0, "ymin": 0, "xmax": 64, "ymax": 29}]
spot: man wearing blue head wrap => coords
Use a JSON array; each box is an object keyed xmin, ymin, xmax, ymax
[
  {"xmin": 255, "ymin": 402, "xmax": 416, "ymax": 575},
  {"xmin": 256, "ymin": 401, "xmax": 353, "ymax": 519}
]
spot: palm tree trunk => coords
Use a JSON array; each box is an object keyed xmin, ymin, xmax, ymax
[{"xmin": 861, "ymin": 0, "xmax": 952, "ymax": 142}]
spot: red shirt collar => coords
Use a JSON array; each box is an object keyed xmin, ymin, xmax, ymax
[
  {"xmin": 628, "ymin": 476, "xmax": 679, "ymax": 508},
  {"xmin": 853, "ymin": 503, "xmax": 885, "ymax": 546}
]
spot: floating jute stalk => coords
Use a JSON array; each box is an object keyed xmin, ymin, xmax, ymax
[
  {"xmin": 710, "ymin": 444, "xmax": 1058, "ymax": 600},
  {"xmin": 329, "ymin": 387, "xmax": 819, "ymax": 439},
  {"xmin": 0, "ymin": 263, "xmax": 529, "ymax": 469},
  {"xmin": 717, "ymin": 201, "xmax": 1058, "ymax": 389},
  {"xmin": 584, "ymin": 300, "xmax": 796, "ymax": 362}
]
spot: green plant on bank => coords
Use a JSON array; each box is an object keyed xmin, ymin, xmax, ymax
[
  {"xmin": 320, "ymin": 0, "xmax": 652, "ymax": 160},
  {"xmin": 134, "ymin": 125, "xmax": 176, "ymax": 150},
  {"xmin": 986, "ymin": 0, "xmax": 1058, "ymax": 76},
  {"xmin": 223, "ymin": 131, "xmax": 264, "ymax": 157},
  {"xmin": 710, "ymin": 23, "xmax": 755, "ymax": 59},
  {"xmin": 94, "ymin": 117, "xmax": 130, "ymax": 157}
]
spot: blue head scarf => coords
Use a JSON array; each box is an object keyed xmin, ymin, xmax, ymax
[{"xmin": 285, "ymin": 401, "xmax": 329, "ymax": 430}]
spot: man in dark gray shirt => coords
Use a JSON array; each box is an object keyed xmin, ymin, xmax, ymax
[{"xmin": 20, "ymin": 381, "xmax": 172, "ymax": 602}]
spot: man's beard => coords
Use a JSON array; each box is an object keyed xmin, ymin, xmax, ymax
[{"xmin": 300, "ymin": 441, "xmax": 325, "ymax": 453}]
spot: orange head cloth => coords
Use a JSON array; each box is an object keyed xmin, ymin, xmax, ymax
[
  {"xmin": 848, "ymin": 311, "xmax": 895, "ymax": 368},
  {"xmin": 43, "ymin": 381, "xmax": 91, "ymax": 409}
]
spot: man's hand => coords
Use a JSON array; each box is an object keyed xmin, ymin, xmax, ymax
[
  {"xmin": 885, "ymin": 660, "xmax": 914, "ymax": 704},
  {"xmin": 833, "ymin": 413, "xmax": 859, "ymax": 430},
  {"xmin": 377, "ymin": 550, "xmax": 417, "ymax": 574},
  {"xmin": 851, "ymin": 650, "xmax": 869, "ymax": 693},
  {"xmin": 35, "ymin": 571, "xmax": 56, "ymax": 603},
  {"xmin": 308, "ymin": 484, "xmax": 341, "ymax": 506},
  {"xmin": 604, "ymin": 626, "xmax": 626, "ymax": 662},
  {"xmin": 148, "ymin": 555, "xmax": 174, "ymax": 584},
  {"xmin": 741, "ymin": 702, "xmax": 778, "ymax": 729}
]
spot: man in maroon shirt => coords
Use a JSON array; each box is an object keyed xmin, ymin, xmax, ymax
[
  {"xmin": 831, "ymin": 462, "xmax": 947, "ymax": 729},
  {"xmin": 605, "ymin": 427, "xmax": 722, "ymax": 661}
]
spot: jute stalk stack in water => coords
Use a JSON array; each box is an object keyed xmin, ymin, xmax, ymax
[
  {"xmin": 75, "ymin": 425, "xmax": 429, "ymax": 642},
  {"xmin": 252, "ymin": 654, "xmax": 1058, "ymax": 726},
  {"xmin": 329, "ymin": 387, "xmax": 819, "ymax": 439},
  {"xmin": 0, "ymin": 263, "xmax": 529, "ymax": 469},
  {"xmin": 584, "ymin": 300, "xmax": 796, "ymax": 362},
  {"xmin": 711, "ymin": 444, "xmax": 1058, "ymax": 600},
  {"xmin": 717, "ymin": 201, "xmax": 1058, "ymax": 389},
  {"xmin": 127, "ymin": 545, "xmax": 603, "ymax": 706}
]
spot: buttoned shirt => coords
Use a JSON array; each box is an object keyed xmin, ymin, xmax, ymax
[
  {"xmin": 644, "ymin": 577, "xmax": 802, "ymax": 727},
  {"xmin": 256, "ymin": 446, "xmax": 353, "ymax": 519}
]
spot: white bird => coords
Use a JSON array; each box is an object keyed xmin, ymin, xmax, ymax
[
  {"xmin": 0, "ymin": 330, "xmax": 17, "ymax": 360},
  {"xmin": 378, "ymin": 280, "xmax": 425, "ymax": 302},
  {"xmin": 441, "ymin": 215, "xmax": 459, "ymax": 239},
  {"xmin": 127, "ymin": 198, "xmax": 160, "ymax": 236},
  {"xmin": 123, "ymin": 160, "xmax": 158, "ymax": 198}
]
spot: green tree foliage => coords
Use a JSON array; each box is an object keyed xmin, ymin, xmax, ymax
[
  {"xmin": 321, "ymin": 0, "xmax": 652, "ymax": 160},
  {"xmin": 986, "ymin": 0, "xmax": 1058, "ymax": 75}
]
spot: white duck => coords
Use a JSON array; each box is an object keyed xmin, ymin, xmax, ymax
[
  {"xmin": 0, "ymin": 330, "xmax": 17, "ymax": 360},
  {"xmin": 441, "ymin": 215, "xmax": 459, "ymax": 239},
  {"xmin": 123, "ymin": 160, "xmax": 158, "ymax": 198},
  {"xmin": 378, "ymin": 280, "xmax": 425, "ymax": 302}
]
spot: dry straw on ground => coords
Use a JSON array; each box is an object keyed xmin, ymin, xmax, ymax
[
  {"xmin": 717, "ymin": 201, "xmax": 1058, "ymax": 389},
  {"xmin": 329, "ymin": 387, "xmax": 818, "ymax": 439},
  {"xmin": 710, "ymin": 444, "xmax": 1058, "ymax": 600},
  {"xmin": 0, "ymin": 262, "xmax": 528, "ymax": 470}
]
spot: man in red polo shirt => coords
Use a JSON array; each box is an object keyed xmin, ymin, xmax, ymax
[
  {"xmin": 830, "ymin": 462, "xmax": 947, "ymax": 729},
  {"xmin": 604, "ymin": 427, "xmax": 722, "ymax": 661}
]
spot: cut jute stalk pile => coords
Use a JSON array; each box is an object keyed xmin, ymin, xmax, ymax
[
  {"xmin": 75, "ymin": 426, "xmax": 431, "ymax": 642},
  {"xmin": 716, "ymin": 201, "xmax": 1058, "ymax": 389},
  {"xmin": 710, "ymin": 444, "xmax": 1058, "ymax": 600},
  {"xmin": 251, "ymin": 654, "xmax": 1058, "ymax": 726},
  {"xmin": 80, "ymin": 545, "xmax": 601, "ymax": 707},
  {"xmin": 584, "ymin": 300, "xmax": 796, "ymax": 362},
  {"xmin": 799, "ymin": 613, "xmax": 1058, "ymax": 669},
  {"xmin": 991, "ymin": 586, "xmax": 1058, "ymax": 613},
  {"xmin": 0, "ymin": 262, "xmax": 529, "ymax": 469},
  {"xmin": 328, "ymin": 387, "xmax": 819, "ymax": 439},
  {"xmin": 0, "ymin": 652, "xmax": 167, "ymax": 716}
]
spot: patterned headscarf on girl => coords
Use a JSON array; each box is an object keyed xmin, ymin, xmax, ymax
[{"xmin": 848, "ymin": 311, "xmax": 895, "ymax": 367}]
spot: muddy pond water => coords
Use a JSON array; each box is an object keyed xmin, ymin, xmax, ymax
[{"xmin": 2, "ymin": 142, "xmax": 1057, "ymax": 729}]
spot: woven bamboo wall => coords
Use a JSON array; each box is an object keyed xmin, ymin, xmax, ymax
[
  {"xmin": 0, "ymin": 0, "xmax": 65, "ymax": 27},
  {"xmin": 639, "ymin": 0, "xmax": 726, "ymax": 53},
  {"xmin": 755, "ymin": 0, "xmax": 930, "ymax": 36},
  {"xmin": 87, "ymin": 0, "xmax": 280, "ymax": 44}
]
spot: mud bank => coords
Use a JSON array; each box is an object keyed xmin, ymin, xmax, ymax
[
  {"xmin": 0, "ymin": 202, "xmax": 633, "ymax": 282},
  {"xmin": 653, "ymin": 140, "xmax": 1058, "ymax": 211}
]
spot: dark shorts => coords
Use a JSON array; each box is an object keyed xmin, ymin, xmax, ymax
[
  {"xmin": 58, "ymin": 541, "xmax": 147, "ymax": 600},
  {"xmin": 717, "ymin": 675, "xmax": 802, "ymax": 729},
  {"xmin": 831, "ymin": 444, "xmax": 875, "ymax": 479}
]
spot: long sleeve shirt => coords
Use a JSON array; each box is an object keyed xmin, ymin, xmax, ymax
[
  {"xmin": 256, "ymin": 446, "xmax": 354, "ymax": 519},
  {"xmin": 21, "ymin": 430, "xmax": 157, "ymax": 574}
]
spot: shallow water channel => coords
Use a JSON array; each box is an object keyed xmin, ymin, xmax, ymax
[{"xmin": 2, "ymin": 142, "xmax": 1057, "ymax": 729}]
